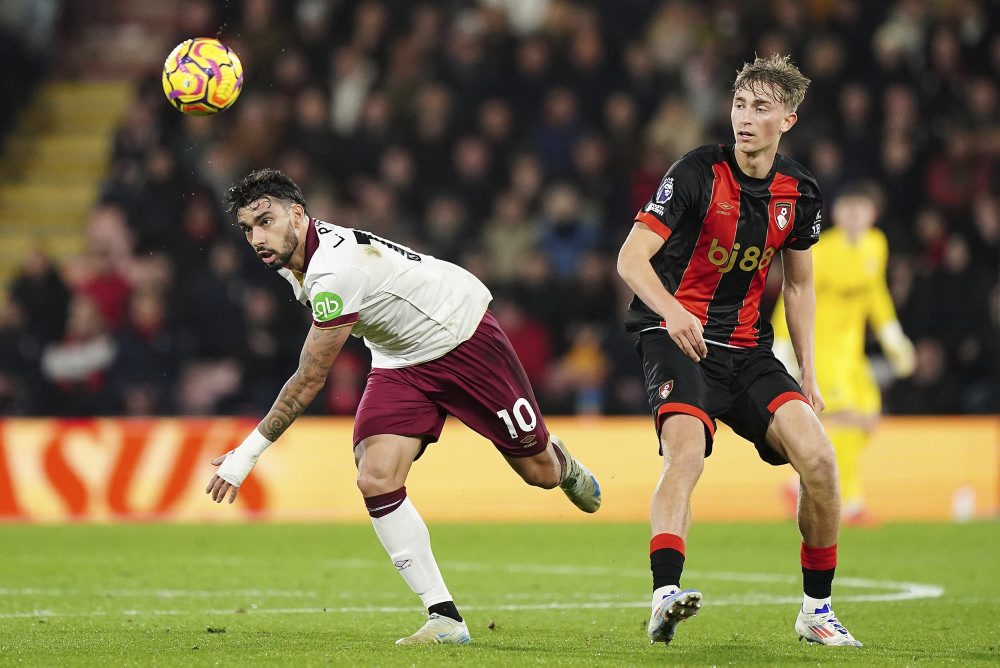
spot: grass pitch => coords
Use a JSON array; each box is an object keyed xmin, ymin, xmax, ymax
[{"xmin": 1, "ymin": 521, "xmax": 997, "ymax": 666}]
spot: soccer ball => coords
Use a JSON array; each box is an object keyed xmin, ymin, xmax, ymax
[{"xmin": 162, "ymin": 37, "xmax": 243, "ymax": 115}]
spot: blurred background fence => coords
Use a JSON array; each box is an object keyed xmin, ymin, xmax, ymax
[{"xmin": 1, "ymin": 416, "xmax": 996, "ymax": 522}]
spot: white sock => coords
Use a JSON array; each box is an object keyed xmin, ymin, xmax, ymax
[
  {"xmin": 802, "ymin": 594, "xmax": 832, "ymax": 613},
  {"xmin": 652, "ymin": 585, "xmax": 679, "ymax": 607},
  {"xmin": 371, "ymin": 497, "xmax": 453, "ymax": 609}
]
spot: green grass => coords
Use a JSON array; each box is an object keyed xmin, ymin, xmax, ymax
[{"xmin": 0, "ymin": 522, "xmax": 997, "ymax": 666}]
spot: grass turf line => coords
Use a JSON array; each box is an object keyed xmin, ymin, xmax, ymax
[{"xmin": 0, "ymin": 522, "xmax": 997, "ymax": 666}]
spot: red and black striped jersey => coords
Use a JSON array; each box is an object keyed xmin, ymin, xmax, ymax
[{"xmin": 626, "ymin": 144, "xmax": 822, "ymax": 348}]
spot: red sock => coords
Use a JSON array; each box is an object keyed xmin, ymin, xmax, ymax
[
  {"xmin": 801, "ymin": 542, "xmax": 837, "ymax": 599},
  {"xmin": 800, "ymin": 543, "xmax": 837, "ymax": 571},
  {"xmin": 650, "ymin": 533, "xmax": 685, "ymax": 590},
  {"xmin": 650, "ymin": 533, "xmax": 685, "ymax": 556}
]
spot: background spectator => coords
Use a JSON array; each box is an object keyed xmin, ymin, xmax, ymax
[{"xmin": 3, "ymin": 0, "xmax": 997, "ymax": 416}]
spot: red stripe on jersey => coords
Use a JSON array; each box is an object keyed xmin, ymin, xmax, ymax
[
  {"xmin": 768, "ymin": 173, "xmax": 801, "ymax": 248},
  {"xmin": 303, "ymin": 218, "xmax": 321, "ymax": 271},
  {"xmin": 673, "ymin": 162, "xmax": 740, "ymax": 324},
  {"xmin": 634, "ymin": 211, "xmax": 673, "ymax": 241},
  {"xmin": 314, "ymin": 312, "xmax": 359, "ymax": 329},
  {"xmin": 728, "ymin": 172, "xmax": 801, "ymax": 346}
]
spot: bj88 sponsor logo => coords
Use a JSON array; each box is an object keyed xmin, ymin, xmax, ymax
[{"xmin": 707, "ymin": 238, "xmax": 777, "ymax": 273}]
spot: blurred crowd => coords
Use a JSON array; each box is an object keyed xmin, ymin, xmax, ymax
[
  {"xmin": 0, "ymin": 1, "xmax": 59, "ymax": 145},
  {"xmin": 2, "ymin": 0, "xmax": 998, "ymax": 417}
]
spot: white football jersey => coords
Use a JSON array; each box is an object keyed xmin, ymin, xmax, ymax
[{"xmin": 278, "ymin": 218, "xmax": 492, "ymax": 368}]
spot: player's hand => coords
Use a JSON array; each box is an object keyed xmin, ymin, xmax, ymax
[
  {"xmin": 665, "ymin": 303, "xmax": 708, "ymax": 362},
  {"xmin": 205, "ymin": 431, "xmax": 271, "ymax": 505},
  {"xmin": 800, "ymin": 375, "xmax": 825, "ymax": 414},
  {"xmin": 205, "ymin": 451, "xmax": 240, "ymax": 504}
]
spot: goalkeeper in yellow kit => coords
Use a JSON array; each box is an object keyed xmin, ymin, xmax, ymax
[{"xmin": 772, "ymin": 185, "xmax": 915, "ymax": 524}]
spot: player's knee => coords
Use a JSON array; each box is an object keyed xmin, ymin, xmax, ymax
[
  {"xmin": 356, "ymin": 465, "xmax": 402, "ymax": 497},
  {"xmin": 669, "ymin": 446, "xmax": 705, "ymax": 480},
  {"xmin": 660, "ymin": 431, "xmax": 706, "ymax": 478},
  {"xmin": 796, "ymin": 439, "xmax": 838, "ymax": 484}
]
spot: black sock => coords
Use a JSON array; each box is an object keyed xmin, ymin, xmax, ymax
[
  {"xmin": 651, "ymin": 548, "xmax": 685, "ymax": 590},
  {"xmin": 428, "ymin": 600, "xmax": 463, "ymax": 622},
  {"xmin": 802, "ymin": 567, "xmax": 835, "ymax": 599}
]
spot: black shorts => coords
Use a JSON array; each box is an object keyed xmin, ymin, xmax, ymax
[{"xmin": 636, "ymin": 330, "xmax": 809, "ymax": 466}]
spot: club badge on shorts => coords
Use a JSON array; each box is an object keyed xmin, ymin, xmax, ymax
[{"xmin": 658, "ymin": 380, "xmax": 674, "ymax": 400}]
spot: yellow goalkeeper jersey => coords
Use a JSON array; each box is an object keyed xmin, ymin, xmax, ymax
[{"xmin": 773, "ymin": 227, "xmax": 899, "ymax": 402}]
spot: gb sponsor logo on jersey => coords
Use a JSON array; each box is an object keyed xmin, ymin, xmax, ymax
[
  {"xmin": 655, "ymin": 176, "xmax": 674, "ymax": 204},
  {"xmin": 773, "ymin": 201, "xmax": 794, "ymax": 230},
  {"xmin": 312, "ymin": 291, "xmax": 344, "ymax": 322}
]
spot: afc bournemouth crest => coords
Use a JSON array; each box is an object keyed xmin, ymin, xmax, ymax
[
  {"xmin": 774, "ymin": 201, "xmax": 794, "ymax": 230},
  {"xmin": 658, "ymin": 380, "xmax": 674, "ymax": 400}
]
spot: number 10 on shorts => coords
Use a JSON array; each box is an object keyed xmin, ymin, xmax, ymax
[{"xmin": 497, "ymin": 398, "xmax": 537, "ymax": 438}]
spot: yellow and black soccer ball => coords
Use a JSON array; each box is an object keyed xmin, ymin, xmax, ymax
[{"xmin": 162, "ymin": 37, "xmax": 243, "ymax": 115}]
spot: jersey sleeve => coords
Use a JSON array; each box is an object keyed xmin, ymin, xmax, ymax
[
  {"xmin": 784, "ymin": 186, "xmax": 822, "ymax": 251},
  {"xmin": 306, "ymin": 268, "xmax": 368, "ymax": 329},
  {"xmin": 633, "ymin": 155, "xmax": 702, "ymax": 242}
]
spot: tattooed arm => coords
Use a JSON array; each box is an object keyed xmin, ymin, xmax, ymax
[
  {"xmin": 258, "ymin": 324, "xmax": 353, "ymax": 441},
  {"xmin": 206, "ymin": 323, "xmax": 353, "ymax": 503}
]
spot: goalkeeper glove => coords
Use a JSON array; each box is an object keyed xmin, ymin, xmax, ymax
[{"xmin": 877, "ymin": 321, "xmax": 916, "ymax": 378}]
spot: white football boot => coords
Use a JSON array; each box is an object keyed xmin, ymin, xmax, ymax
[
  {"xmin": 647, "ymin": 587, "xmax": 703, "ymax": 644},
  {"xmin": 551, "ymin": 435, "xmax": 601, "ymax": 513},
  {"xmin": 795, "ymin": 604, "xmax": 863, "ymax": 646},
  {"xmin": 396, "ymin": 613, "xmax": 471, "ymax": 645}
]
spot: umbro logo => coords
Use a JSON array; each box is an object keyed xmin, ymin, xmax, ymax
[{"xmin": 716, "ymin": 201, "xmax": 735, "ymax": 216}]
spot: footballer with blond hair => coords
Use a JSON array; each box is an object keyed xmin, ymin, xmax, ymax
[{"xmin": 617, "ymin": 54, "xmax": 862, "ymax": 646}]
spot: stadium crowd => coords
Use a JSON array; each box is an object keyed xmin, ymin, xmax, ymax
[
  {"xmin": 2, "ymin": 0, "xmax": 998, "ymax": 417},
  {"xmin": 0, "ymin": 1, "xmax": 59, "ymax": 149}
]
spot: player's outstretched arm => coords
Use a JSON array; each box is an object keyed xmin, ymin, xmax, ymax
[
  {"xmin": 780, "ymin": 248, "xmax": 824, "ymax": 412},
  {"xmin": 206, "ymin": 323, "xmax": 354, "ymax": 503},
  {"xmin": 258, "ymin": 323, "xmax": 353, "ymax": 441},
  {"xmin": 618, "ymin": 222, "xmax": 707, "ymax": 362},
  {"xmin": 867, "ymin": 236, "xmax": 915, "ymax": 377}
]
